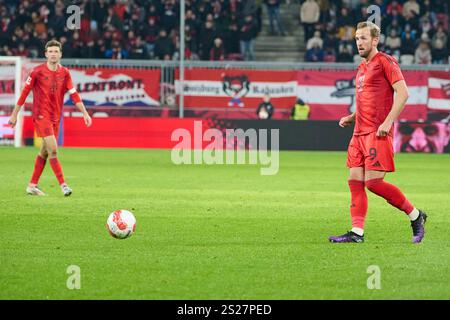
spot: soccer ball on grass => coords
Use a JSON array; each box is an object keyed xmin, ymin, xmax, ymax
[{"xmin": 106, "ymin": 210, "xmax": 136, "ymax": 239}]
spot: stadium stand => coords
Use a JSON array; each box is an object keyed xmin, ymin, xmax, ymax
[{"xmin": 0, "ymin": 0, "xmax": 448, "ymax": 64}]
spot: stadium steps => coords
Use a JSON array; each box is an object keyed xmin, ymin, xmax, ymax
[{"xmin": 254, "ymin": 2, "xmax": 305, "ymax": 62}]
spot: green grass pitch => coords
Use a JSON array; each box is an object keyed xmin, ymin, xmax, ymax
[{"xmin": 1, "ymin": 147, "xmax": 449, "ymax": 299}]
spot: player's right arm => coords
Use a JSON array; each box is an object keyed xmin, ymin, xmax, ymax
[
  {"xmin": 339, "ymin": 112, "xmax": 356, "ymax": 127},
  {"xmin": 8, "ymin": 71, "xmax": 36, "ymax": 128}
]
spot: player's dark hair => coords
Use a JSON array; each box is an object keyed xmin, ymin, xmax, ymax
[
  {"xmin": 45, "ymin": 40, "xmax": 62, "ymax": 52},
  {"xmin": 356, "ymin": 21, "xmax": 380, "ymax": 38}
]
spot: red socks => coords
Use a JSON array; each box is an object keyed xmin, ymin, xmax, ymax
[
  {"xmin": 348, "ymin": 180, "xmax": 368, "ymax": 229},
  {"xmin": 348, "ymin": 178, "xmax": 414, "ymax": 230},
  {"xmin": 49, "ymin": 158, "xmax": 65, "ymax": 185},
  {"xmin": 30, "ymin": 155, "xmax": 47, "ymax": 185},
  {"xmin": 365, "ymin": 178, "xmax": 414, "ymax": 214}
]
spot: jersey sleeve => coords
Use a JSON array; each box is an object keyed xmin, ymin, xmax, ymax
[
  {"xmin": 16, "ymin": 69, "xmax": 37, "ymax": 106},
  {"xmin": 381, "ymin": 55, "xmax": 404, "ymax": 86},
  {"xmin": 66, "ymin": 70, "xmax": 82, "ymax": 104}
]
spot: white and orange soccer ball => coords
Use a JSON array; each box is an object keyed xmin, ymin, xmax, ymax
[{"xmin": 106, "ymin": 210, "xmax": 136, "ymax": 239}]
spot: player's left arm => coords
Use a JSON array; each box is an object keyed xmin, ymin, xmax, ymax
[
  {"xmin": 377, "ymin": 80, "xmax": 409, "ymax": 137},
  {"xmin": 377, "ymin": 56, "xmax": 409, "ymax": 137},
  {"xmin": 66, "ymin": 71, "xmax": 92, "ymax": 127}
]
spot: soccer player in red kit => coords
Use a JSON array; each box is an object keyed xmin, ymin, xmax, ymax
[
  {"xmin": 329, "ymin": 22, "xmax": 427, "ymax": 244},
  {"xmin": 8, "ymin": 40, "xmax": 92, "ymax": 196}
]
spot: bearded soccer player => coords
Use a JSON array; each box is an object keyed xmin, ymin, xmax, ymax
[
  {"xmin": 8, "ymin": 40, "xmax": 92, "ymax": 196},
  {"xmin": 329, "ymin": 22, "xmax": 427, "ymax": 244}
]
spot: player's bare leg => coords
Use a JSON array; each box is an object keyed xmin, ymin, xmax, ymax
[
  {"xmin": 329, "ymin": 167, "xmax": 366, "ymax": 243},
  {"xmin": 365, "ymin": 170, "xmax": 427, "ymax": 243},
  {"xmin": 26, "ymin": 140, "xmax": 48, "ymax": 196},
  {"xmin": 44, "ymin": 135, "xmax": 72, "ymax": 197}
]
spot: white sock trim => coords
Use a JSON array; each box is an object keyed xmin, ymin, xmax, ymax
[
  {"xmin": 351, "ymin": 227, "xmax": 364, "ymax": 236},
  {"xmin": 408, "ymin": 208, "xmax": 420, "ymax": 221}
]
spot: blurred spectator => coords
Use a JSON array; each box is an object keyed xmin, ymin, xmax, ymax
[
  {"xmin": 129, "ymin": 36, "xmax": 149, "ymax": 60},
  {"xmin": 431, "ymin": 39, "xmax": 447, "ymax": 64},
  {"xmin": 336, "ymin": 7, "xmax": 353, "ymax": 29},
  {"xmin": 104, "ymin": 7, "xmax": 122, "ymax": 31},
  {"xmin": 306, "ymin": 31, "xmax": 323, "ymax": 50},
  {"xmin": 386, "ymin": 8, "xmax": 404, "ymax": 29},
  {"xmin": 47, "ymin": 4, "xmax": 66, "ymax": 38},
  {"xmin": 105, "ymin": 40, "xmax": 128, "ymax": 59},
  {"xmin": 184, "ymin": 25, "xmax": 199, "ymax": 60},
  {"xmin": 185, "ymin": 9, "xmax": 200, "ymax": 36},
  {"xmin": 300, "ymin": 0, "xmax": 320, "ymax": 43},
  {"xmin": 387, "ymin": 0, "xmax": 403, "ymax": 15},
  {"xmin": 401, "ymin": 31, "xmax": 417, "ymax": 55},
  {"xmin": 432, "ymin": 25, "xmax": 448, "ymax": 52},
  {"xmin": 265, "ymin": 0, "xmax": 286, "ymax": 36},
  {"xmin": 305, "ymin": 43, "xmax": 324, "ymax": 62},
  {"xmin": 402, "ymin": 0, "xmax": 420, "ymax": 18},
  {"xmin": 291, "ymin": 98, "xmax": 310, "ymax": 120},
  {"xmin": 239, "ymin": 14, "xmax": 258, "ymax": 61},
  {"xmin": 337, "ymin": 25, "xmax": 355, "ymax": 43},
  {"xmin": 415, "ymin": 41, "xmax": 432, "ymax": 64},
  {"xmin": 141, "ymin": 17, "xmax": 159, "ymax": 58},
  {"xmin": 227, "ymin": 13, "xmax": 241, "ymax": 55},
  {"xmin": 386, "ymin": 19, "xmax": 402, "ymax": 38},
  {"xmin": 13, "ymin": 43, "xmax": 29, "ymax": 57},
  {"xmin": 257, "ymin": 95, "xmax": 274, "ymax": 119},
  {"xmin": 419, "ymin": 15, "xmax": 434, "ymax": 39},
  {"xmin": 317, "ymin": 0, "xmax": 332, "ymax": 24},
  {"xmin": 162, "ymin": 1, "xmax": 178, "ymax": 33},
  {"xmin": 400, "ymin": 24, "xmax": 417, "ymax": 42},
  {"xmin": 154, "ymin": 29, "xmax": 175, "ymax": 60},
  {"xmin": 199, "ymin": 20, "xmax": 217, "ymax": 60},
  {"xmin": 337, "ymin": 44, "xmax": 353, "ymax": 63},
  {"xmin": 403, "ymin": 11, "xmax": 419, "ymax": 34},
  {"xmin": 210, "ymin": 38, "xmax": 225, "ymax": 61},
  {"xmin": 385, "ymin": 29, "xmax": 401, "ymax": 58},
  {"xmin": 323, "ymin": 47, "xmax": 336, "ymax": 62}
]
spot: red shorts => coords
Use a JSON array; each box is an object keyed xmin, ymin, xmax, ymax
[
  {"xmin": 346, "ymin": 131, "xmax": 395, "ymax": 172},
  {"xmin": 34, "ymin": 118, "xmax": 60, "ymax": 138}
]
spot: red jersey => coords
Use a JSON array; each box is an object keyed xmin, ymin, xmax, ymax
[
  {"xmin": 354, "ymin": 52, "xmax": 405, "ymax": 136},
  {"xmin": 17, "ymin": 63, "xmax": 78, "ymax": 122}
]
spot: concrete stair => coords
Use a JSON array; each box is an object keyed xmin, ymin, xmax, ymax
[{"xmin": 254, "ymin": 2, "xmax": 305, "ymax": 62}]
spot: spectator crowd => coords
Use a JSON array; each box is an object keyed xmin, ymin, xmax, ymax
[
  {"xmin": 0, "ymin": 0, "xmax": 448, "ymax": 64},
  {"xmin": 301, "ymin": 0, "xmax": 449, "ymax": 64},
  {"xmin": 0, "ymin": 0, "xmax": 264, "ymax": 61}
]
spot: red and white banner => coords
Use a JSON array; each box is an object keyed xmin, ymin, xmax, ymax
[
  {"xmin": 428, "ymin": 71, "xmax": 450, "ymax": 111},
  {"xmin": 15, "ymin": 62, "xmax": 162, "ymax": 107},
  {"xmin": 297, "ymin": 70, "xmax": 429, "ymax": 120},
  {"xmin": 175, "ymin": 69, "xmax": 297, "ymax": 110},
  {"xmin": 174, "ymin": 68, "xmax": 442, "ymax": 121},
  {"xmin": 68, "ymin": 68, "xmax": 161, "ymax": 106}
]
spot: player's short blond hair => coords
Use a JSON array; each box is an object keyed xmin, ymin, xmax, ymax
[
  {"xmin": 356, "ymin": 21, "xmax": 381, "ymax": 38},
  {"xmin": 45, "ymin": 40, "xmax": 62, "ymax": 52}
]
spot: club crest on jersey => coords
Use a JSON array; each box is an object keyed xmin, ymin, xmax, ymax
[
  {"xmin": 222, "ymin": 74, "xmax": 250, "ymax": 108},
  {"xmin": 330, "ymin": 77, "xmax": 357, "ymax": 113},
  {"xmin": 357, "ymin": 75, "xmax": 365, "ymax": 92}
]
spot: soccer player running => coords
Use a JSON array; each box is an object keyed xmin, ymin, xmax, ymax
[
  {"xmin": 329, "ymin": 22, "xmax": 427, "ymax": 244},
  {"xmin": 8, "ymin": 40, "xmax": 92, "ymax": 196}
]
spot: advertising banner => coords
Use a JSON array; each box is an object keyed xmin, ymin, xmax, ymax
[
  {"xmin": 427, "ymin": 71, "xmax": 450, "ymax": 111},
  {"xmin": 175, "ymin": 68, "xmax": 298, "ymax": 110},
  {"xmin": 68, "ymin": 68, "xmax": 161, "ymax": 107}
]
